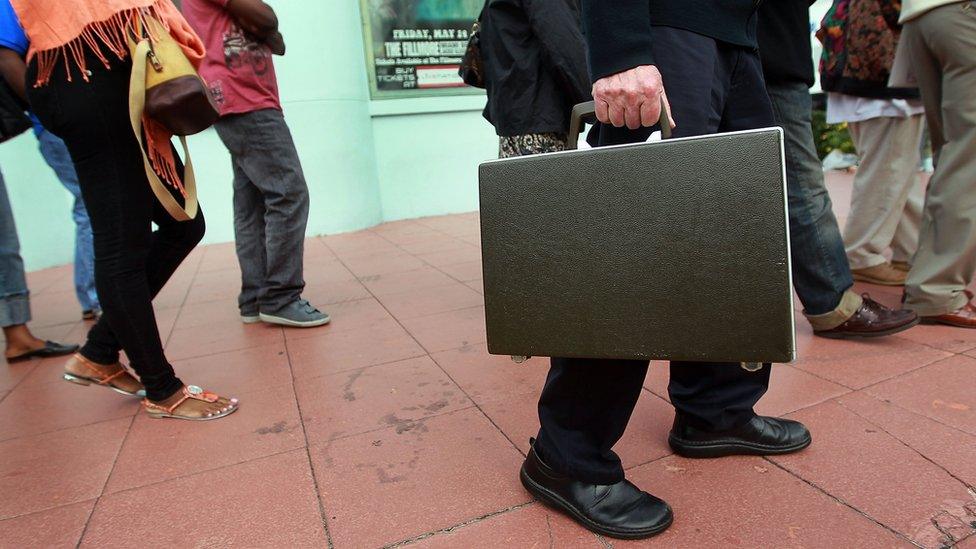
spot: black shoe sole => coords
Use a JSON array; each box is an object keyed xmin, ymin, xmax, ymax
[
  {"xmin": 519, "ymin": 466, "xmax": 673, "ymax": 540},
  {"xmin": 814, "ymin": 317, "xmax": 920, "ymax": 340},
  {"xmin": 668, "ymin": 433, "xmax": 812, "ymax": 459}
]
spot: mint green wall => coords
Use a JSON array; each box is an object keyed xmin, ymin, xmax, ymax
[
  {"xmin": 0, "ymin": 0, "xmax": 492, "ymax": 272},
  {"xmin": 371, "ymin": 96, "xmax": 497, "ymax": 221},
  {"xmin": 0, "ymin": 133, "xmax": 78, "ymax": 270}
]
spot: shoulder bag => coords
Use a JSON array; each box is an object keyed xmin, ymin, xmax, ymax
[{"xmin": 127, "ymin": 10, "xmax": 219, "ymax": 221}]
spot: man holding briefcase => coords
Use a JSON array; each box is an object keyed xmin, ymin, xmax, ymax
[{"xmin": 518, "ymin": 0, "xmax": 835, "ymax": 540}]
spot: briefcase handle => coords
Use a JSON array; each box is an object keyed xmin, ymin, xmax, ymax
[{"xmin": 567, "ymin": 97, "xmax": 672, "ymax": 149}]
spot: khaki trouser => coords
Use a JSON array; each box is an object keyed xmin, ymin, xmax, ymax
[
  {"xmin": 902, "ymin": 1, "xmax": 976, "ymax": 316},
  {"xmin": 844, "ymin": 115, "xmax": 925, "ymax": 270}
]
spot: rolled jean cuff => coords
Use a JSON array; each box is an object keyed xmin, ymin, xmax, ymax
[
  {"xmin": 0, "ymin": 293, "xmax": 31, "ymax": 327},
  {"xmin": 804, "ymin": 290, "xmax": 863, "ymax": 331}
]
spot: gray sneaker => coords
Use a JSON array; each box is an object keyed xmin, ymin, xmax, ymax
[{"xmin": 259, "ymin": 299, "xmax": 331, "ymax": 328}]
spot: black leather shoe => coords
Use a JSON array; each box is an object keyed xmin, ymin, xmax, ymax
[
  {"xmin": 668, "ymin": 415, "xmax": 812, "ymax": 459},
  {"xmin": 520, "ymin": 442, "xmax": 673, "ymax": 539}
]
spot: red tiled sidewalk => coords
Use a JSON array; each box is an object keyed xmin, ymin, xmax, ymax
[{"xmin": 2, "ymin": 172, "xmax": 976, "ymax": 548}]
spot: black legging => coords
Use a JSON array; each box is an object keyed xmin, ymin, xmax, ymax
[{"xmin": 27, "ymin": 50, "xmax": 204, "ymax": 402}]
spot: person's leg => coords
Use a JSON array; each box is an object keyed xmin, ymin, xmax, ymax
[
  {"xmin": 231, "ymin": 159, "xmax": 267, "ymax": 317},
  {"xmin": 535, "ymin": 358, "xmax": 650, "ymax": 483},
  {"xmin": 80, "ymin": 185, "xmax": 207, "ymax": 368},
  {"xmin": 0, "ymin": 168, "xmax": 31, "ymax": 331},
  {"xmin": 903, "ymin": 4, "xmax": 976, "ymax": 316},
  {"xmin": 26, "ymin": 54, "xmax": 185, "ymax": 401},
  {"xmin": 214, "ymin": 118, "xmax": 267, "ymax": 317},
  {"xmin": 655, "ymin": 39, "xmax": 776, "ymax": 432},
  {"xmin": 843, "ymin": 115, "xmax": 925, "ymax": 271},
  {"xmin": 521, "ymin": 80, "xmax": 673, "ymax": 536},
  {"xmin": 37, "ymin": 129, "xmax": 100, "ymax": 313},
  {"xmin": 892, "ymin": 179, "xmax": 925, "ymax": 266},
  {"xmin": 766, "ymin": 82, "xmax": 859, "ymax": 323},
  {"xmin": 0, "ymin": 168, "xmax": 78, "ymax": 360},
  {"xmin": 216, "ymin": 110, "xmax": 309, "ymax": 313}
]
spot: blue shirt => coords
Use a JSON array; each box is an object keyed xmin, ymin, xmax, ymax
[{"xmin": 0, "ymin": 0, "xmax": 44, "ymax": 136}]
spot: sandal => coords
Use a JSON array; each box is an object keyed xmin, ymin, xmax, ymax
[
  {"xmin": 142, "ymin": 385, "xmax": 239, "ymax": 421},
  {"xmin": 63, "ymin": 353, "xmax": 146, "ymax": 397}
]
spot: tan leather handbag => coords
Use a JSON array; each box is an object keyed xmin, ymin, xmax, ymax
[{"xmin": 128, "ymin": 12, "xmax": 218, "ymax": 221}]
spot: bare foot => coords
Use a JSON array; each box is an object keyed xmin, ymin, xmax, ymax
[
  {"xmin": 3, "ymin": 324, "xmax": 48, "ymax": 359},
  {"xmin": 146, "ymin": 385, "xmax": 239, "ymax": 420}
]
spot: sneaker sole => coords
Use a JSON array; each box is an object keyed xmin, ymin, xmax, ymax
[
  {"xmin": 668, "ymin": 432, "xmax": 812, "ymax": 459},
  {"xmin": 241, "ymin": 315, "xmax": 261, "ymax": 325},
  {"xmin": 814, "ymin": 317, "xmax": 920, "ymax": 340},
  {"xmin": 519, "ymin": 466, "xmax": 673, "ymax": 540},
  {"xmin": 258, "ymin": 313, "xmax": 331, "ymax": 328}
]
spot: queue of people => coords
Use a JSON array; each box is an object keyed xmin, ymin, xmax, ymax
[
  {"xmin": 0, "ymin": 0, "xmax": 973, "ymax": 541},
  {"xmin": 0, "ymin": 0, "xmax": 333, "ymax": 420}
]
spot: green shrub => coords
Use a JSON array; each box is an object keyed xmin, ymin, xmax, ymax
[{"xmin": 811, "ymin": 109, "xmax": 856, "ymax": 160}]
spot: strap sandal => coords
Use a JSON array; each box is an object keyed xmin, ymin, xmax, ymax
[
  {"xmin": 63, "ymin": 353, "xmax": 146, "ymax": 397},
  {"xmin": 142, "ymin": 385, "xmax": 239, "ymax": 421}
]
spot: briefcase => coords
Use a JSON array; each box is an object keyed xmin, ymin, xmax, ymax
[{"xmin": 478, "ymin": 102, "xmax": 795, "ymax": 364}]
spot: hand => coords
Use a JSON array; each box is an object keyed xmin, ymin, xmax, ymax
[
  {"xmin": 591, "ymin": 65, "xmax": 675, "ymax": 131},
  {"xmin": 266, "ymin": 31, "xmax": 286, "ymax": 56}
]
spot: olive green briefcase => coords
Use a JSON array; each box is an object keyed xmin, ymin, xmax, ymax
[{"xmin": 477, "ymin": 102, "xmax": 795, "ymax": 364}]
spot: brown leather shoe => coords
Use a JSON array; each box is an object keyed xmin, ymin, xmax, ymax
[
  {"xmin": 890, "ymin": 261, "xmax": 911, "ymax": 273},
  {"xmin": 920, "ymin": 300, "xmax": 976, "ymax": 328},
  {"xmin": 814, "ymin": 294, "xmax": 919, "ymax": 339},
  {"xmin": 851, "ymin": 263, "xmax": 907, "ymax": 286}
]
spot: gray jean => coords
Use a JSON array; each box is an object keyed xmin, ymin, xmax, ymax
[
  {"xmin": 0, "ymin": 168, "xmax": 30, "ymax": 327},
  {"xmin": 214, "ymin": 109, "xmax": 310, "ymax": 313}
]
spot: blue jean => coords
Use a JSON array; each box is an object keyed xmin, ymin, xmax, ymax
[
  {"xmin": 0, "ymin": 168, "xmax": 30, "ymax": 327},
  {"xmin": 767, "ymin": 82, "xmax": 854, "ymax": 317},
  {"xmin": 37, "ymin": 130, "xmax": 99, "ymax": 312}
]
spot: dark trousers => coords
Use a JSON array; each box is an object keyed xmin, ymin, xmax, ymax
[
  {"xmin": 536, "ymin": 27, "xmax": 775, "ymax": 485},
  {"xmin": 27, "ymin": 53, "xmax": 203, "ymax": 402}
]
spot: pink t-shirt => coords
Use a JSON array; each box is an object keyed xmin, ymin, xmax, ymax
[{"xmin": 181, "ymin": 0, "xmax": 281, "ymax": 116}]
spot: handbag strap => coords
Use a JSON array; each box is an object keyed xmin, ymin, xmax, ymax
[{"xmin": 128, "ymin": 38, "xmax": 199, "ymax": 221}]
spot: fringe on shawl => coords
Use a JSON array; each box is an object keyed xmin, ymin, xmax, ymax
[{"xmin": 30, "ymin": 1, "xmax": 186, "ymax": 196}]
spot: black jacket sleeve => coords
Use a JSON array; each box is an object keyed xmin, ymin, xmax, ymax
[
  {"xmin": 580, "ymin": 0, "xmax": 654, "ymax": 83},
  {"xmin": 523, "ymin": 0, "xmax": 592, "ymax": 104}
]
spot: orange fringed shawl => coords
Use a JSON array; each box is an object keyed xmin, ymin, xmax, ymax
[{"xmin": 11, "ymin": 0, "xmax": 206, "ymax": 194}]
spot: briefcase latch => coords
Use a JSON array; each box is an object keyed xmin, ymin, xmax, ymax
[
  {"xmin": 511, "ymin": 356, "xmax": 530, "ymax": 364},
  {"xmin": 741, "ymin": 362, "xmax": 764, "ymax": 372}
]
